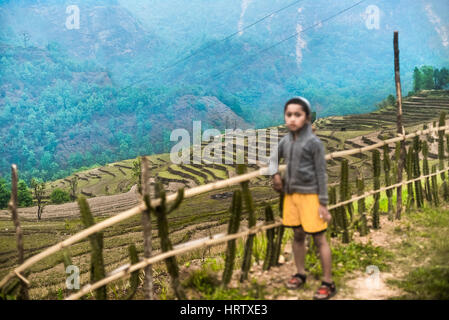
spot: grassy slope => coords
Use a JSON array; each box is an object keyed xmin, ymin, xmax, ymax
[{"xmin": 386, "ymin": 207, "xmax": 449, "ymax": 299}]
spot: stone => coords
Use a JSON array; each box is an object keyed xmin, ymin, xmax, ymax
[{"xmin": 279, "ymin": 255, "xmax": 285, "ymax": 264}]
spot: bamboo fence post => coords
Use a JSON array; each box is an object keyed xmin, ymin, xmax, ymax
[
  {"xmin": 8, "ymin": 165, "xmax": 29, "ymax": 300},
  {"xmin": 140, "ymin": 156, "xmax": 153, "ymax": 300},
  {"xmin": 422, "ymin": 141, "xmax": 432, "ymax": 203},
  {"xmin": 438, "ymin": 112, "xmax": 449, "ymax": 201},
  {"xmin": 271, "ymin": 193, "xmax": 285, "ymax": 267},
  {"xmin": 394, "ymin": 31, "xmax": 406, "ymax": 220},
  {"xmin": 338, "ymin": 159, "xmax": 350, "ymax": 242},
  {"xmin": 336, "ymin": 172, "xmax": 344, "ymax": 231},
  {"xmin": 446, "ymin": 134, "xmax": 449, "ymax": 168},
  {"xmin": 62, "ymin": 250, "xmax": 72, "ymax": 270},
  {"xmin": 78, "ymin": 196, "xmax": 107, "ymax": 300},
  {"xmin": 222, "ymin": 190, "xmax": 242, "ymax": 287},
  {"xmin": 405, "ymin": 146, "xmax": 415, "ymax": 211},
  {"xmin": 328, "ymin": 186, "xmax": 338, "ymax": 238},
  {"xmin": 356, "ymin": 175, "xmax": 368, "ymax": 236},
  {"xmin": 342, "ymin": 159, "xmax": 354, "ymax": 221},
  {"xmin": 383, "ymin": 144, "xmax": 394, "ymax": 220},
  {"xmin": 392, "ymin": 141, "xmax": 401, "ymax": 211},
  {"xmin": 123, "ymin": 244, "xmax": 140, "ymax": 300},
  {"xmin": 431, "ymin": 164, "xmax": 440, "ymax": 206},
  {"xmin": 423, "ymin": 123, "xmax": 430, "ymax": 144},
  {"xmin": 412, "ymin": 136, "xmax": 424, "ymax": 208},
  {"xmin": 238, "ymin": 164, "xmax": 256, "ymax": 282},
  {"xmin": 262, "ymin": 204, "xmax": 275, "ymax": 271},
  {"xmin": 372, "ymin": 149, "xmax": 381, "ymax": 229},
  {"xmin": 153, "ymin": 181, "xmax": 186, "ymax": 300}
]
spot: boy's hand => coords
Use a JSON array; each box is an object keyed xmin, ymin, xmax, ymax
[
  {"xmin": 319, "ymin": 205, "xmax": 332, "ymax": 223},
  {"xmin": 272, "ymin": 174, "xmax": 283, "ymax": 192}
]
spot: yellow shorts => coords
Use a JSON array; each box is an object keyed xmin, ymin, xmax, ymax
[{"xmin": 283, "ymin": 193, "xmax": 327, "ymax": 234}]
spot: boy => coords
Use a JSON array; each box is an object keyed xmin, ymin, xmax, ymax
[{"xmin": 268, "ymin": 97, "xmax": 336, "ymax": 300}]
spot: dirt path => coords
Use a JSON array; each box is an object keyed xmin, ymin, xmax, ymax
[{"xmin": 218, "ymin": 215, "xmax": 408, "ymax": 300}]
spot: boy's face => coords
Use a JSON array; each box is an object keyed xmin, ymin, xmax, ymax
[{"xmin": 284, "ymin": 103, "xmax": 308, "ymax": 132}]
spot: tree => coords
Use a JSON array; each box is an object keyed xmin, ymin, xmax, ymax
[
  {"xmin": 441, "ymin": 67, "xmax": 449, "ymax": 88},
  {"xmin": 434, "ymin": 67, "xmax": 449, "ymax": 89},
  {"xmin": 0, "ymin": 177, "xmax": 10, "ymax": 209},
  {"xmin": 413, "ymin": 67, "xmax": 422, "ymax": 92},
  {"xmin": 132, "ymin": 157, "xmax": 142, "ymax": 194},
  {"xmin": 434, "ymin": 68, "xmax": 441, "ymax": 89},
  {"xmin": 17, "ymin": 180, "xmax": 33, "ymax": 207},
  {"xmin": 68, "ymin": 153, "xmax": 84, "ymax": 169},
  {"xmin": 420, "ymin": 66, "xmax": 435, "ymax": 90},
  {"xmin": 31, "ymin": 178, "xmax": 46, "ymax": 220},
  {"xmin": 69, "ymin": 176, "xmax": 78, "ymax": 201},
  {"xmin": 387, "ymin": 94, "xmax": 396, "ymax": 106},
  {"xmin": 50, "ymin": 188, "xmax": 70, "ymax": 204}
]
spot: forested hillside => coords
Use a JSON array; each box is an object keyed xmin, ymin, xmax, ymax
[{"xmin": 0, "ymin": 44, "xmax": 249, "ymax": 182}]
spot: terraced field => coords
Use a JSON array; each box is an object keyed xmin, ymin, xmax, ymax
[{"xmin": 316, "ymin": 90, "xmax": 449, "ymax": 131}]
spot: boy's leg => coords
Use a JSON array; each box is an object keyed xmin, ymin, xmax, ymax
[
  {"xmin": 312, "ymin": 232, "xmax": 332, "ymax": 283},
  {"xmin": 292, "ymin": 226, "xmax": 307, "ymax": 275}
]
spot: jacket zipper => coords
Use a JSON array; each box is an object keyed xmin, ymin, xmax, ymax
[
  {"xmin": 286, "ymin": 124, "xmax": 311, "ymax": 194},
  {"xmin": 287, "ymin": 133, "xmax": 295, "ymax": 194}
]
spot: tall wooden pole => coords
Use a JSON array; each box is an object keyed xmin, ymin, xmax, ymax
[
  {"xmin": 394, "ymin": 31, "xmax": 406, "ymax": 220},
  {"xmin": 9, "ymin": 164, "xmax": 29, "ymax": 299},
  {"xmin": 141, "ymin": 156, "xmax": 153, "ymax": 299}
]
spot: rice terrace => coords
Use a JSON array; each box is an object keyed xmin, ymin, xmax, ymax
[{"xmin": 1, "ymin": 0, "xmax": 449, "ymax": 304}]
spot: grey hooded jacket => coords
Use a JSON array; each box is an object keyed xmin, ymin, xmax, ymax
[{"xmin": 268, "ymin": 122, "xmax": 328, "ymax": 206}]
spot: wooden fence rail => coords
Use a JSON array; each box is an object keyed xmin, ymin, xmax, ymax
[{"xmin": 1, "ymin": 122, "xmax": 449, "ymax": 292}]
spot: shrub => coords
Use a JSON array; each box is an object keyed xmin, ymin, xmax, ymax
[
  {"xmin": 0, "ymin": 177, "xmax": 10, "ymax": 209},
  {"xmin": 17, "ymin": 180, "xmax": 33, "ymax": 207},
  {"xmin": 50, "ymin": 188, "xmax": 71, "ymax": 204}
]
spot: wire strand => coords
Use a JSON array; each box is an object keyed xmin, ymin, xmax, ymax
[
  {"xmin": 207, "ymin": 0, "xmax": 367, "ymax": 81},
  {"xmin": 119, "ymin": 0, "xmax": 307, "ymax": 92}
]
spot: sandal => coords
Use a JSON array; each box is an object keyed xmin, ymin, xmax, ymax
[
  {"xmin": 286, "ymin": 273, "xmax": 307, "ymax": 289},
  {"xmin": 313, "ymin": 281, "xmax": 337, "ymax": 300}
]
